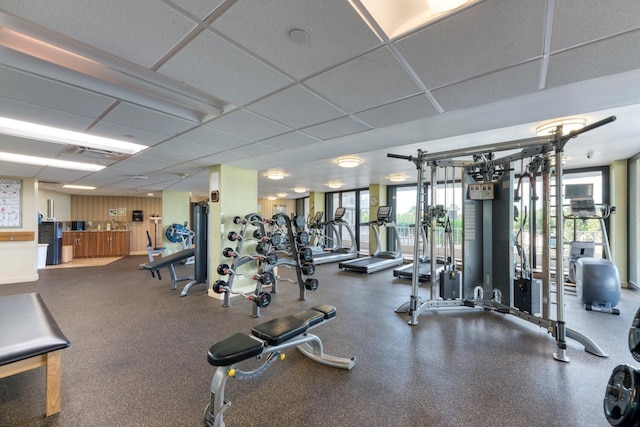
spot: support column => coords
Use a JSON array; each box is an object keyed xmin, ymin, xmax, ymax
[
  {"xmin": 208, "ymin": 165, "xmax": 258, "ymax": 298},
  {"xmin": 308, "ymin": 192, "xmax": 325, "ymax": 218},
  {"xmin": 610, "ymin": 160, "xmax": 628, "ymax": 283}
]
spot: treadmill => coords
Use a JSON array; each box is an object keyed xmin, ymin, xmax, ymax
[
  {"xmin": 312, "ymin": 207, "xmax": 359, "ymax": 265},
  {"xmin": 338, "ymin": 205, "xmax": 404, "ymax": 273},
  {"xmin": 393, "ymin": 222, "xmax": 445, "ymax": 282}
]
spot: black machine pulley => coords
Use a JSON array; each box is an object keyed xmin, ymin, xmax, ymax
[{"xmin": 604, "ymin": 364, "xmax": 640, "ymax": 426}]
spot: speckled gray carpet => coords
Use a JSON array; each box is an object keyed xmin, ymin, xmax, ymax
[{"xmin": 0, "ymin": 255, "xmax": 638, "ymax": 426}]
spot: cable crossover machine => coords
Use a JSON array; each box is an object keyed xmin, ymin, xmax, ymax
[{"xmin": 388, "ymin": 115, "xmax": 616, "ymax": 362}]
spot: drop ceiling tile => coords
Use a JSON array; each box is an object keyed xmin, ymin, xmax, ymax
[
  {"xmin": 0, "ymin": 97, "xmax": 96, "ymax": 132},
  {"xmin": 247, "ymin": 85, "xmax": 344, "ymax": 129},
  {"xmin": 196, "ymin": 151, "xmax": 249, "ymax": 165},
  {"xmin": 432, "ymin": 61, "xmax": 541, "ymax": 111},
  {"xmin": 178, "ymin": 125, "xmax": 250, "ymax": 150},
  {"xmin": 210, "ymin": 0, "xmax": 380, "ymax": 79},
  {"xmin": 0, "ymin": 66, "xmax": 115, "ymax": 118},
  {"xmin": 396, "ymin": 0, "xmax": 546, "ymax": 89},
  {"xmin": 205, "ymin": 109, "xmax": 291, "ymax": 141},
  {"xmin": 134, "ymin": 147, "xmax": 193, "ymax": 163},
  {"xmin": 305, "ymin": 46, "xmax": 422, "ymax": 113},
  {"xmin": 355, "ymin": 94, "xmax": 439, "ymax": 128},
  {"xmin": 154, "ymin": 138, "xmax": 222, "ymax": 158},
  {"xmin": 35, "ymin": 168, "xmax": 93, "ymax": 183},
  {"xmin": 0, "ymin": 1, "xmax": 197, "ymax": 68},
  {"xmin": 551, "ymin": 0, "xmax": 640, "ymax": 51},
  {"xmin": 260, "ymin": 131, "xmax": 318, "ymax": 150},
  {"xmin": 546, "ymin": 31, "xmax": 640, "ymax": 89},
  {"xmin": 0, "ymin": 161, "xmax": 42, "ymax": 177},
  {"xmin": 101, "ymin": 103, "xmax": 198, "ymax": 136},
  {"xmin": 0, "ymin": 135, "xmax": 66, "ymax": 157},
  {"xmin": 300, "ymin": 117, "xmax": 370, "ymax": 140},
  {"xmin": 168, "ymin": 0, "xmax": 225, "ymax": 20},
  {"xmin": 158, "ymin": 30, "xmax": 293, "ymax": 106},
  {"xmin": 88, "ymin": 121, "xmax": 164, "ymax": 146},
  {"xmin": 229, "ymin": 142, "xmax": 278, "ymax": 157}
]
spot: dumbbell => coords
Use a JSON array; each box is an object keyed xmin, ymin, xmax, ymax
[
  {"xmin": 212, "ymin": 280, "xmax": 271, "ymax": 308},
  {"xmin": 298, "ymin": 247, "xmax": 313, "ymax": 262},
  {"xmin": 300, "ymin": 262, "xmax": 315, "ymax": 276},
  {"xmin": 296, "ymin": 231, "xmax": 310, "ymax": 245},
  {"xmin": 222, "ymin": 247, "xmax": 278, "ymax": 265},
  {"xmin": 216, "ymin": 264, "xmax": 275, "ymax": 285},
  {"xmin": 292, "ymin": 214, "xmax": 306, "ymax": 229},
  {"xmin": 304, "ymin": 278, "xmax": 319, "ymax": 291}
]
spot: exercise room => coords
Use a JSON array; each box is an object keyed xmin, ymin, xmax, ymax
[{"xmin": 2, "ymin": 1, "xmax": 640, "ymax": 426}]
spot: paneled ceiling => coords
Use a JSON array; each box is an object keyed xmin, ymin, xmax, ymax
[{"xmin": 0, "ymin": 0, "xmax": 639, "ymax": 199}]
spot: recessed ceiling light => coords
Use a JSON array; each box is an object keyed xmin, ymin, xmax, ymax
[
  {"xmin": 336, "ymin": 157, "xmax": 361, "ymax": 168},
  {"xmin": 293, "ymin": 187, "xmax": 307, "ymax": 193},
  {"xmin": 267, "ymin": 196, "xmax": 277, "ymax": 201},
  {"xmin": 276, "ymin": 192, "xmax": 288, "ymax": 198},
  {"xmin": 327, "ymin": 181, "xmax": 343, "ymax": 189},
  {"xmin": 266, "ymin": 171, "xmax": 285, "ymax": 180},
  {"xmin": 536, "ymin": 118, "xmax": 587, "ymax": 136},
  {"xmin": 388, "ymin": 174, "xmax": 409, "ymax": 182}
]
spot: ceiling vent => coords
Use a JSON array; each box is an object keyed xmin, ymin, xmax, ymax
[{"xmin": 63, "ymin": 145, "xmax": 129, "ymax": 161}]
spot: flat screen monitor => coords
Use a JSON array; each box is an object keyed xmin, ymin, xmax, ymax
[
  {"xmin": 565, "ymin": 183, "xmax": 593, "ymax": 199},
  {"xmin": 334, "ymin": 207, "xmax": 345, "ymax": 220},
  {"xmin": 313, "ymin": 211, "xmax": 324, "ymax": 222},
  {"xmin": 377, "ymin": 205, "xmax": 391, "ymax": 220},
  {"xmin": 569, "ymin": 241, "xmax": 595, "ymax": 257}
]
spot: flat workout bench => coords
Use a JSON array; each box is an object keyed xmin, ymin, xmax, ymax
[
  {"xmin": 0, "ymin": 293, "xmax": 71, "ymax": 416},
  {"xmin": 204, "ymin": 304, "xmax": 356, "ymax": 427},
  {"xmin": 138, "ymin": 248, "xmax": 195, "ymax": 290}
]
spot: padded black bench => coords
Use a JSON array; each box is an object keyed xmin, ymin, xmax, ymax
[
  {"xmin": 0, "ymin": 293, "xmax": 71, "ymax": 416},
  {"xmin": 204, "ymin": 305, "xmax": 356, "ymax": 427},
  {"xmin": 138, "ymin": 248, "xmax": 195, "ymax": 290}
]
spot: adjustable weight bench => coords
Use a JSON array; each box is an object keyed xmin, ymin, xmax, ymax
[
  {"xmin": 0, "ymin": 293, "xmax": 71, "ymax": 417},
  {"xmin": 204, "ymin": 304, "xmax": 356, "ymax": 427},
  {"xmin": 138, "ymin": 248, "xmax": 195, "ymax": 290}
]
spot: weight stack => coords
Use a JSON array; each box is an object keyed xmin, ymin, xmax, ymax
[
  {"xmin": 513, "ymin": 277, "xmax": 541, "ymax": 315},
  {"xmin": 440, "ymin": 270, "xmax": 461, "ymax": 300}
]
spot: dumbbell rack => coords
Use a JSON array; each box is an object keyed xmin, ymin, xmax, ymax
[
  {"xmin": 218, "ymin": 213, "xmax": 274, "ymax": 318},
  {"xmin": 263, "ymin": 213, "xmax": 319, "ymax": 301}
]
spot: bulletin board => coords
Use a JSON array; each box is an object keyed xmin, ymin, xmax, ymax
[{"xmin": 0, "ymin": 179, "xmax": 22, "ymax": 228}]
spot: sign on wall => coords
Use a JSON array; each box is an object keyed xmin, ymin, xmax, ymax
[{"xmin": 0, "ymin": 179, "xmax": 22, "ymax": 228}]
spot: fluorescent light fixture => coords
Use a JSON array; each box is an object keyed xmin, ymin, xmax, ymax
[
  {"xmin": 336, "ymin": 157, "xmax": 361, "ymax": 168},
  {"xmin": 62, "ymin": 184, "xmax": 96, "ymax": 190},
  {"xmin": 327, "ymin": 181, "xmax": 343, "ymax": 189},
  {"xmin": 536, "ymin": 118, "xmax": 587, "ymax": 136},
  {"xmin": 0, "ymin": 151, "xmax": 105, "ymax": 171},
  {"xmin": 276, "ymin": 192, "xmax": 288, "ymax": 198},
  {"xmin": 0, "ymin": 20, "xmax": 225, "ymax": 121},
  {"xmin": 293, "ymin": 187, "xmax": 307, "ymax": 193},
  {"xmin": 388, "ymin": 174, "xmax": 409, "ymax": 182},
  {"xmin": 147, "ymin": 193, "xmax": 154, "ymax": 196},
  {"xmin": 266, "ymin": 171, "xmax": 285, "ymax": 180},
  {"xmin": 0, "ymin": 117, "xmax": 147, "ymax": 154},
  {"xmin": 350, "ymin": 0, "xmax": 476, "ymax": 39}
]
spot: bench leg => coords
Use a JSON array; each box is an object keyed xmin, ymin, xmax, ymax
[{"xmin": 46, "ymin": 350, "xmax": 62, "ymax": 416}]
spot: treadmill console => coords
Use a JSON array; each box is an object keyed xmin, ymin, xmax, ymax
[
  {"xmin": 377, "ymin": 205, "xmax": 392, "ymax": 221},
  {"xmin": 570, "ymin": 197, "xmax": 597, "ymax": 217},
  {"xmin": 334, "ymin": 207, "xmax": 346, "ymax": 220},
  {"xmin": 313, "ymin": 211, "xmax": 324, "ymax": 222}
]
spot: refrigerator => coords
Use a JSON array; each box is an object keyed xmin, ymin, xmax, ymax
[{"xmin": 38, "ymin": 222, "xmax": 63, "ymax": 265}]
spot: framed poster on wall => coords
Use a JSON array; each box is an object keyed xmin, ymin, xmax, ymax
[{"xmin": 0, "ymin": 179, "xmax": 22, "ymax": 228}]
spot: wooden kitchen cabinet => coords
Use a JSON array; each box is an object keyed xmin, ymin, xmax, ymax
[{"xmin": 63, "ymin": 231, "xmax": 130, "ymax": 258}]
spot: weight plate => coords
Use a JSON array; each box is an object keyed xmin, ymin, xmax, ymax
[
  {"xmin": 213, "ymin": 280, "xmax": 227, "ymax": 294},
  {"xmin": 253, "ymin": 229, "xmax": 263, "ymax": 239},
  {"xmin": 299, "ymin": 247, "xmax": 313, "ymax": 261},
  {"xmin": 270, "ymin": 233, "xmax": 283, "ymax": 246},
  {"xmin": 266, "ymin": 252, "xmax": 278, "ymax": 265},
  {"xmin": 604, "ymin": 364, "xmax": 640, "ymax": 426},
  {"xmin": 261, "ymin": 271, "xmax": 275, "ymax": 285},
  {"xmin": 305, "ymin": 278, "xmax": 319, "ymax": 291},
  {"xmin": 217, "ymin": 264, "xmax": 230, "ymax": 275},
  {"xmin": 256, "ymin": 292, "xmax": 271, "ymax": 308},
  {"xmin": 629, "ymin": 308, "xmax": 640, "ymax": 362},
  {"xmin": 227, "ymin": 231, "xmax": 239, "ymax": 241},
  {"xmin": 273, "ymin": 215, "xmax": 286, "ymax": 226}
]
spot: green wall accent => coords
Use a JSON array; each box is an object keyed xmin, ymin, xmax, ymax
[
  {"xmin": 308, "ymin": 192, "xmax": 325, "ymax": 217},
  {"xmin": 369, "ymin": 184, "xmax": 386, "ymax": 253},
  {"xmin": 208, "ymin": 165, "xmax": 258, "ymax": 298}
]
